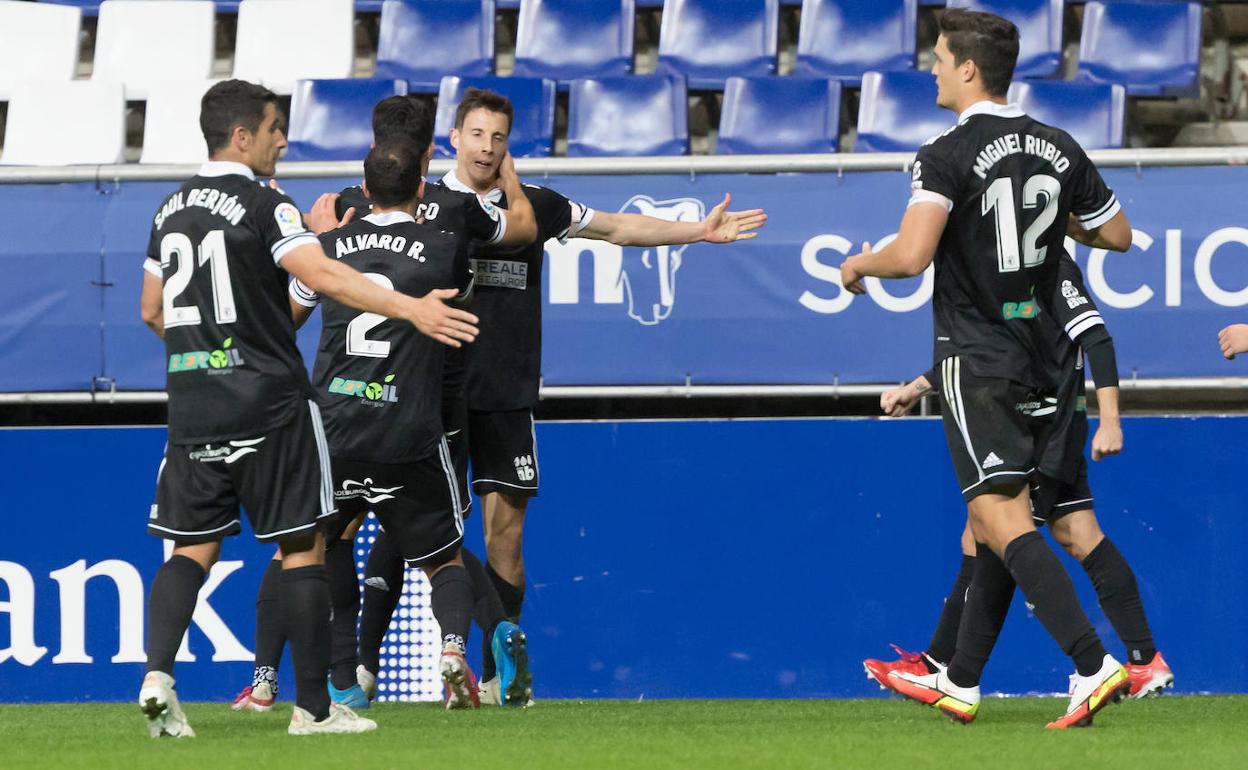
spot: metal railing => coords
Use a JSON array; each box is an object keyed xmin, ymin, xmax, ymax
[
  {"xmin": 0, "ymin": 377, "xmax": 1244, "ymax": 405},
  {"xmin": 2, "ymin": 146, "xmax": 1248, "ymax": 185}
]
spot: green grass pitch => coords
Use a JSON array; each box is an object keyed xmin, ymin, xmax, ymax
[{"xmin": 3, "ymin": 697, "xmax": 1245, "ymax": 769}]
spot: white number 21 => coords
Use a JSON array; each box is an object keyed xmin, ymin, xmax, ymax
[{"xmin": 161, "ymin": 230, "xmax": 237, "ymax": 328}]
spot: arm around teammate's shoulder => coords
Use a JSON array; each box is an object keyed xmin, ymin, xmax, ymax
[{"xmin": 280, "ymin": 242, "xmax": 479, "ymax": 347}]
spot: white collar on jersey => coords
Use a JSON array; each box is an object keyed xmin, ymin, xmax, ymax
[
  {"xmin": 958, "ymin": 100, "xmax": 1025, "ymax": 124},
  {"xmin": 442, "ymin": 169, "xmax": 503, "ymax": 203},
  {"xmin": 197, "ymin": 160, "xmax": 256, "ymax": 180},
  {"xmin": 363, "ymin": 211, "xmax": 416, "ymax": 226}
]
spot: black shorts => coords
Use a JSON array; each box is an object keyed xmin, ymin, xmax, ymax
[
  {"xmin": 938, "ymin": 357, "xmax": 1055, "ymax": 503},
  {"xmin": 1031, "ymin": 460, "xmax": 1095, "ymax": 526},
  {"xmin": 468, "ymin": 408, "xmax": 539, "ymax": 498},
  {"xmin": 149, "ymin": 400, "xmax": 334, "ymax": 543},
  {"xmin": 329, "ymin": 438, "xmax": 463, "ymax": 569},
  {"xmin": 443, "ymin": 396, "xmax": 472, "ymax": 517}
]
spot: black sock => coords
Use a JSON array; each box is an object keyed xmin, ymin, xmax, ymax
[
  {"xmin": 1004, "ymin": 531, "xmax": 1106, "ymax": 676},
  {"xmin": 947, "ymin": 544, "xmax": 1016, "ymax": 688},
  {"xmin": 145, "ymin": 555, "xmax": 207, "ymax": 675},
  {"xmin": 463, "ymin": 550, "xmax": 506, "ymax": 680},
  {"xmin": 252, "ymin": 558, "xmax": 285, "ymax": 691},
  {"xmin": 325, "ymin": 539, "xmax": 360, "ymax": 690},
  {"xmin": 486, "ymin": 561, "xmax": 525, "ymax": 621},
  {"xmin": 925, "ymin": 554, "xmax": 975, "ymax": 669},
  {"xmin": 430, "ymin": 565, "xmax": 474, "ymax": 650},
  {"xmin": 280, "ymin": 565, "xmax": 332, "ymax": 720},
  {"xmin": 358, "ymin": 529, "xmax": 404, "ymax": 674},
  {"xmin": 462, "ymin": 549, "xmax": 506, "ymax": 637},
  {"xmin": 1082, "ymin": 537, "xmax": 1156, "ymax": 665}
]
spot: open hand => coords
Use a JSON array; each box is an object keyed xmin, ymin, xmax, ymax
[
  {"xmin": 702, "ymin": 193, "xmax": 767, "ymax": 243},
  {"xmin": 308, "ymin": 192, "xmax": 354, "ymax": 235},
  {"xmin": 410, "ymin": 288, "xmax": 479, "ymax": 348}
]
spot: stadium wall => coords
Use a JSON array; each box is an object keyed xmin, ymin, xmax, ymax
[
  {"xmin": 0, "ymin": 416, "xmax": 1242, "ymax": 702},
  {"xmin": 2, "ymin": 153, "xmax": 1248, "ymax": 395}
]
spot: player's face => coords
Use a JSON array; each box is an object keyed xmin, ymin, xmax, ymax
[
  {"xmin": 246, "ymin": 102, "xmax": 287, "ymax": 177},
  {"xmin": 931, "ymin": 35, "xmax": 961, "ymax": 111},
  {"xmin": 451, "ymin": 108, "xmax": 510, "ymax": 189}
]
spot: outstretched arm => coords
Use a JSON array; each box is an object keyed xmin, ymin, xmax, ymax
[
  {"xmin": 840, "ymin": 202, "xmax": 947, "ymax": 294},
  {"xmin": 579, "ymin": 193, "xmax": 766, "ymax": 247}
]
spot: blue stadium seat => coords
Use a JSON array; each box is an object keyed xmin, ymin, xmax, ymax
[
  {"xmin": 375, "ymin": 0, "xmax": 494, "ymax": 93},
  {"xmin": 855, "ymin": 70, "xmax": 954, "ymax": 152},
  {"xmin": 566, "ymin": 76, "xmax": 688, "ymax": 156},
  {"xmin": 1078, "ymin": 1, "xmax": 1202, "ymax": 97},
  {"xmin": 718, "ymin": 77, "xmax": 842, "ymax": 154},
  {"xmin": 1009, "ymin": 80, "xmax": 1125, "ymax": 150},
  {"xmin": 793, "ymin": 0, "xmax": 917, "ymax": 86},
  {"xmin": 656, "ymin": 0, "xmax": 779, "ymax": 90},
  {"xmin": 946, "ymin": 0, "xmax": 1062, "ymax": 79},
  {"xmin": 285, "ymin": 79, "xmax": 408, "ymax": 162},
  {"xmin": 433, "ymin": 75, "xmax": 556, "ymax": 158},
  {"xmin": 513, "ymin": 0, "xmax": 634, "ymax": 86},
  {"xmin": 356, "ymin": 1, "xmax": 384, "ymax": 10}
]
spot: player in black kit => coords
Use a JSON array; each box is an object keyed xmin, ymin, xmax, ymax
[
  {"xmin": 864, "ymin": 254, "xmax": 1173, "ymax": 703},
  {"xmin": 351, "ymin": 89, "xmax": 767, "ymax": 705},
  {"xmin": 230, "ymin": 96, "xmax": 537, "ymax": 712},
  {"xmin": 837, "ymin": 10, "xmax": 1135, "ymax": 728},
  {"xmin": 290, "ymin": 140, "xmax": 527, "ymax": 710},
  {"xmin": 137, "ymin": 80, "xmax": 480, "ymax": 737}
]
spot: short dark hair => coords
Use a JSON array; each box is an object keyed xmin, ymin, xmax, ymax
[
  {"xmin": 454, "ymin": 88, "xmax": 513, "ymax": 134},
  {"xmin": 200, "ymin": 79, "xmax": 280, "ymax": 155},
  {"xmin": 939, "ymin": 8, "xmax": 1019, "ymax": 98},
  {"xmin": 371, "ymin": 95, "xmax": 433, "ymax": 157},
  {"xmin": 364, "ymin": 140, "xmax": 422, "ymax": 208}
]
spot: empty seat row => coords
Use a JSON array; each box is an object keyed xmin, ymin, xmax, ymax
[
  {"xmin": 2, "ymin": 1, "xmax": 1204, "ymax": 100},
  {"xmin": 0, "ymin": 73, "xmax": 1126, "ymax": 166}
]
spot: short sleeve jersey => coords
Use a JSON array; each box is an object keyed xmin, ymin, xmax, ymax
[
  {"xmin": 145, "ymin": 161, "xmax": 319, "ymax": 444},
  {"xmin": 335, "ymin": 181, "xmax": 504, "ymax": 402},
  {"xmin": 439, "ymin": 171, "xmax": 593, "ymax": 411},
  {"xmin": 912, "ymin": 101, "xmax": 1120, "ymax": 389},
  {"xmin": 291, "ymin": 211, "xmax": 471, "ymax": 464}
]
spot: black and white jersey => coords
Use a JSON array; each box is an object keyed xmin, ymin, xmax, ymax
[
  {"xmin": 912, "ymin": 101, "xmax": 1120, "ymax": 388},
  {"xmin": 291, "ymin": 211, "xmax": 470, "ymax": 464},
  {"xmin": 1038, "ymin": 253, "xmax": 1106, "ymax": 481},
  {"xmin": 439, "ymin": 170, "xmax": 594, "ymax": 411},
  {"xmin": 145, "ymin": 161, "xmax": 319, "ymax": 444},
  {"xmin": 336, "ymin": 180, "xmax": 507, "ymax": 401}
]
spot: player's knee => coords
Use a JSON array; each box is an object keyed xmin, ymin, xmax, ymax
[{"xmin": 1052, "ymin": 511, "xmax": 1103, "ymax": 562}]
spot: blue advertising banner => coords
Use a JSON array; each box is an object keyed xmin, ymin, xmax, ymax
[
  {"xmin": 2, "ymin": 165, "xmax": 1247, "ymax": 390},
  {"xmin": 0, "ymin": 416, "xmax": 1242, "ymax": 701}
]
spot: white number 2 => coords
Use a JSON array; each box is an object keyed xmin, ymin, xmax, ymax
[
  {"xmin": 981, "ymin": 174, "xmax": 1061, "ymax": 273},
  {"xmin": 346, "ymin": 273, "xmax": 394, "ymax": 358},
  {"xmin": 161, "ymin": 230, "xmax": 236, "ymax": 328}
]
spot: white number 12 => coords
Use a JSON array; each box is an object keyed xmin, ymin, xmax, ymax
[{"xmin": 981, "ymin": 174, "xmax": 1061, "ymax": 273}]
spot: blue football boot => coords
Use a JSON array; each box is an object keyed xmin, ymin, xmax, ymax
[
  {"xmin": 490, "ymin": 621, "xmax": 533, "ymax": 707},
  {"xmin": 328, "ymin": 677, "xmax": 370, "ymax": 710}
]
